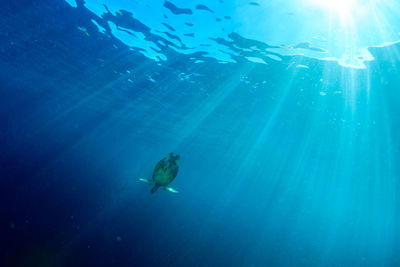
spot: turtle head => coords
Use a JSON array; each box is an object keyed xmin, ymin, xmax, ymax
[{"xmin": 166, "ymin": 152, "xmax": 180, "ymax": 165}]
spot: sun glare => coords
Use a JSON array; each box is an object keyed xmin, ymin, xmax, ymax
[
  {"xmin": 306, "ymin": 0, "xmax": 357, "ymax": 12},
  {"xmin": 304, "ymin": 0, "xmax": 359, "ymax": 26}
]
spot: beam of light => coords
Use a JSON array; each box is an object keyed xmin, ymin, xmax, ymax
[
  {"xmin": 305, "ymin": 0, "xmax": 358, "ymax": 12},
  {"xmin": 303, "ymin": 0, "xmax": 360, "ymax": 27}
]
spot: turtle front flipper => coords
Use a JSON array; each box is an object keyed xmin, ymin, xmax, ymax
[
  {"xmin": 139, "ymin": 178, "xmax": 154, "ymax": 185},
  {"xmin": 164, "ymin": 186, "xmax": 179, "ymax": 193}
]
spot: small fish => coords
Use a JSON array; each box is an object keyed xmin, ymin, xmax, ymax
[{"xmin": 77, "ymin": 26, "xmax": 89, "ymax": 36}]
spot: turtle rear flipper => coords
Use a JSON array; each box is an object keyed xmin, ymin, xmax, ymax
[
  {"xmin": 164, "ymin": 186, "xmax": 179, "ymax": 193},
  {"xmin": 139, "ymin": 178, "xmax": 160, "ymax": 193},
  {"xmin": 151, "ymin": 184, "xmax": 161, "ymax": 193}
]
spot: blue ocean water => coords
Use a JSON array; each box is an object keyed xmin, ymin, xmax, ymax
[{"xmin": 1, "ymin": 0, "xmax": 400, "ymax": 266}]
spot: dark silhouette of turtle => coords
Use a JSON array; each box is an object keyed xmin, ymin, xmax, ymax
[{"xmin": 139, "ymin": 153, "xmax": 180, "ymax": 193}]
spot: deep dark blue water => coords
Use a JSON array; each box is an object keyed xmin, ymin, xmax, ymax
[{"xmin": 1, "ymin": 0, "xmax": 400, "ymax": 266}]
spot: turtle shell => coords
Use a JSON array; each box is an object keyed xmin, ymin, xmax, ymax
[{"xmin": 152, "ymin": 157, "xmax": 179, "ymax": 186}]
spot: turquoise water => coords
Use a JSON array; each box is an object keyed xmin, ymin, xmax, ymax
[{"xmin": 1, "ymin": 0, "xmax": 400, "ymax": 266}]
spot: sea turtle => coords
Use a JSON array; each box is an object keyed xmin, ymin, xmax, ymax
[{"xmin": 139, "ymin": 153, "xmax": 180, "ymax": 193}]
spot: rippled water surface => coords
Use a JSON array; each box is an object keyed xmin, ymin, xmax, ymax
[{"xmin": 1, "ymin": 0, "xmax": 400, "ymax": 266}]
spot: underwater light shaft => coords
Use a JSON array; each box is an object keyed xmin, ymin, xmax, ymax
[{"xmin": 304, "ymin": 0, "xmax": 358, "ymax": 13}]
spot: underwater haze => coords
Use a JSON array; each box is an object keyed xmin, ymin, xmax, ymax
[{"xmin": 1, "ymin": 0, "xmax": 400, "ymax": 266}]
